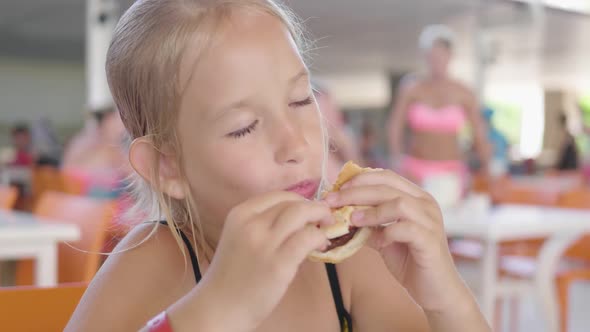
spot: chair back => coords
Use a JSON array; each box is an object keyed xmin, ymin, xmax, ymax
[
  {"xmin": 16, "ymin": 192, "xmax": 114, "ymax": 285},
  {"xmin": 0, "ymin": 283, "xmax": 87, "ymax": 332},
  {"xmin": 0, "ymin": 185, "xmax": 18, "ymax": 209}
]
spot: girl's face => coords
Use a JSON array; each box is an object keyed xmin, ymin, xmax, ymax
[
  {"xmin": 426, "ymin": 40, "xmax": 452, "ymax": 78},
  {"xmin": 175, "ymin": 11, "xmax": 323, "ymax": 232}
]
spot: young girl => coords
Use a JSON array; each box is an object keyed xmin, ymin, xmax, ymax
[{"xmin": 66, "ymin": 1, "xmax": 490, "ymax": 331}]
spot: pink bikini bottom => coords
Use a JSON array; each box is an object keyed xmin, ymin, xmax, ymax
[{"xmin": 399, "ymin": 155, "xmax": 468, "ymax": 187}]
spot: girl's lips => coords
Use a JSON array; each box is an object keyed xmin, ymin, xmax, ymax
[{"xmin": 285, "ymin": 179, "xmax": 320, "ymax": 199}]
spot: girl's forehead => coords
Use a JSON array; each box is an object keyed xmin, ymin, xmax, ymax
[
  {"xmin": 178, "ymin": 10, "xmax": 292, "ymax": 88},
  {"xmin": 177, "ymin": 13, "xmax": 306, "ymax": 118}
]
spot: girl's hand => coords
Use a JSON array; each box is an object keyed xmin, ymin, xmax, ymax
[
  {"xmin": 200, "ymin": 191, "xmax": 332, "ymax": 331},
  {"xmin": 324, "ymin": 169, "xmax": 472, "ymax": 313}
]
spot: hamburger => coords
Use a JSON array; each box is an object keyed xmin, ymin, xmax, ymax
[{"xmin": 308, "ymin": 161, "xmax": 376, "ymax": 264}]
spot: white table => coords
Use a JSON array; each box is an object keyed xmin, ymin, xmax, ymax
[
  {"xmin": 444, "ymin": 204, "xmax": 590, "ymax": 332},
  {"xmin": 0, "ymin": 209, "xmax": 80, "ymax": 287},
  {"xmin": 0, "ymin": 166, "xmax": 32, "ymax": 185}
]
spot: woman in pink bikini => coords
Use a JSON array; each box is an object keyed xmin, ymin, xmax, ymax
[{"xmin": 388, "ymin": 25, "xmax": 490, "ymax": 189}]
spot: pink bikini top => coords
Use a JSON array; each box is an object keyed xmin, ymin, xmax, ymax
[{"xmin": 407, "ymin": 103, "xmax": 467, "ymax": 133}]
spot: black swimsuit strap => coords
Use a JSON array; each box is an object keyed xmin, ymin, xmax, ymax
[
  {"xmin": 158, "ymin": 220, "xmax": 202, "ymax": 283},
  {"xmin": 325, "ymin": 263, "xmax": 353, "ymax": 331},
  {"xmin": 156, "ymin": 221, "xmax": 350, "ymax": 330}
]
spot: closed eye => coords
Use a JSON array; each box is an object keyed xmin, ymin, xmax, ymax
[
  {"xmin": 289, "ymin": 96, "xmax": 313, "ymax": 108},
  {"xmin": 227, "ymin": 120, "xmax": 259, "ymax": 139}
]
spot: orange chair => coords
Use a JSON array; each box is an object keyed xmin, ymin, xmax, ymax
[
  {"xmin": 494, "ymin": 180, "xmax": 557, "ymax": 256},
  {"xmin": 60, "ymin": 172, "xmax": 87, "ymax": 196},
  {"xmin": 458, "ymin": 182, "xmax": 589, "ymax": 331},
  {"xmin": 545, "ymin": 169, "xmax": 583, "ymax": 181},
  {"xmin": 0, "ymin": 185, "xmax": 18, "ymax": 210},
  {"xmin": 492, "ymin": 181, "xmax": 558, "ymax": 206},
  {"xmin": 31, "ymin": 166, "xmax": 88, "ymax": 197},
  {"xmin": 471, "ymin": 173, "xmax": 494, "ymax": 194},
  {"xmin": 453, "ymin": 179, "xmax": 550, "ymax": 262},
  {"xmin": 0, "ymin": 283, "xmax": 86, "ymax": 332},
  {"xmin": 30, "ymin": 166, "xmax": 65, "ymax": 207},
  {"xmin": 497, "ymin": 189, "xmax": 590, "ymax": 332},
  {"xmin": 454, "ymin": 178, "xmax": 552, "ymax": 330},
  {"xmin": 554, "ymin": 189, "xmax": 590, "ymax": 332},
  {"xmin": 15, "ymin": 192, "xmax": 115, "ymax": 285}
]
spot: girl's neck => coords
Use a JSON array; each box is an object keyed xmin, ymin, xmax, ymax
[
  {"xmin": 428, "ymin": 72, "xmax": 448, "ymax": 83},
  {"xmin": 185, "ymin": 214, "xmax": 223, "ymax": 269},
  {"xmin": 192, "ymin": 226, "xmax": 220, "ymax": 269}
]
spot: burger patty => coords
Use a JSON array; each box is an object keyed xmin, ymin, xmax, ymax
[{"xmin": 323, "ymin": 227, "xmax": 359, "ymax": 252}]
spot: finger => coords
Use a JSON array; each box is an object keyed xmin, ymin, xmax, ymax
[
  {"xmin": 351, "ymin": 197, "xmax": 439, "ymax": 231},
  {"xmin": 279, "ymin": 224, "xmax": 329, "ymax": 263},
  {"xmin": 339, "ymin": 169, "xmax": 427, "ymax": 198},
  {"xmin": 328, "ymin": 184, "xmax": 440, "ymax": 225},
  {"xmin": 368, "ymin": 220, "xmax": 441, "ymax": 260},
  {"xmin": 269, "ymin": 201, "xmax": 333, "ymax": 241},
  {"xmin": 324, "ymin": 184, "xmax": 406, "ymax": 207}
]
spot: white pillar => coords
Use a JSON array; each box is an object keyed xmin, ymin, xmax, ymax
[
  {"xmin": 473, "ymin": 0, "xmax": 487, "ymax": 103},
  {"xmin": 86, "ymin": 0, "xmax": 119, "ymax": 111}
]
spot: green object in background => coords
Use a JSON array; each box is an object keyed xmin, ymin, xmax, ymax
[
  {"xmin": 580, "ymin": 93, "xmax": 590, "ymax": 126},
  {"xmin": 577, "ymin": 93, "xmax": 590, "ymax": 160},
  {"xmin": 485, "ymin": 101, "xmax": 523, "ymax": 145},
  {"xmin": 575, "ymin": 135, "xmax": 589, "ymax": 158},
  {"xmin": 457, "ymin": 101, "xmax": 521, "ymax": 150},
  {"xmin": 580, "ymin": 93, "xmax": 590, "ymax": 112}
]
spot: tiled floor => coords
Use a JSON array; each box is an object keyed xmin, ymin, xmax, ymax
[{"xmin": 457, "ymin": 263, "xmax": 590, "ymax": 332}]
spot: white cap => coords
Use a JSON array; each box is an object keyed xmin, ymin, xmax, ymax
[{"xmin": 419, "ymin": 24, "xmax": 455, "ymax": 51}]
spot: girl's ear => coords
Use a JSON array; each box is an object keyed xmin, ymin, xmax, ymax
[{"xmin": 129, "ymin": 138, "xmax": 186, "ymax": 200}]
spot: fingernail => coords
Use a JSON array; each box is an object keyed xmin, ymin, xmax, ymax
[
  {"xmin": 324, "ymin": 193, "xmax": 337, "ymax": 204},
  {"xmin": 320, "ymin": 240, "xmax": 331, "ymax": 251},
  {"xmin": 351, "ymin": 210, "xmax": 365, "ymax": 224}
]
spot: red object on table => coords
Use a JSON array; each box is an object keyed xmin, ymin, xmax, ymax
[{"xmin": 146, "ymin": 311, "xmax": 174, "ymax": 332}]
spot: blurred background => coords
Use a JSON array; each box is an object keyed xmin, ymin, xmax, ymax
[
  {"xmin": 1, "ymin": 0, "xmax": 589, "ymax": 166},
  {"xmin": 0, "ymin": 1, "xmax": 589, "ymax": 331}
]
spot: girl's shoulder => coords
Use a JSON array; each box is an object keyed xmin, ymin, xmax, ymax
[{"xmin": 66, "ymin": 222, "xmax": 195, "ymax": 331}]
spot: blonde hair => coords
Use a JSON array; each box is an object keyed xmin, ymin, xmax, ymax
[{"xmin": 106, "ymin": 0, "xmax": 323, "ymax": 259}]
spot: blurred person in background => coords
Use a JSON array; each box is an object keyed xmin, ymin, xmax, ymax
[
  {"xmin": 360, "ymin": 120, "xmax": 387, "ymax": 169},
  {"xmin": 62, "ymin": 105, "xmax": 134, "ymax": 252},
  {"xmin": 387, "ymin": 24, "xmax": 490, "ymax": 190},
  {"xmin": 398, "ymin": 72, "xmax": 419, "ymax": 95},
  {"xmin": 31, "ymin": 115, "xmax": 63, "ymax": 167},
  {"xmin": 313, "ymin": 81, "xmax": 360, "ymax": 182},
  {"xmin": 482, "ymin": 106, "xmax": 510, "ymax": 177},
  {"xmin": 9, "ymin": 123, "xmax": 34, "ymax": 167},
  {"xmin": 62, "ymin": 105, "xmax": 130, "ymax": 200},
  {"xmin": 555, "ymin": 113, "xmax": 579, "ymax": 171},
  {"xmin": 2, "ymin": 123, "xmax": 35, "ymax": 209}
]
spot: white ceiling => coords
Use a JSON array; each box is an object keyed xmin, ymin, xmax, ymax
[
  {"xmin": 286, "ymin": 0, "xmax": 478, "ymax": 73},
  {"xmin": 285, "ymin": 0, "xmax": 590, "ymax": 86},
  {"xmin": 0, "ymin": 0, "xmax": 588, "ymax": 86}
]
